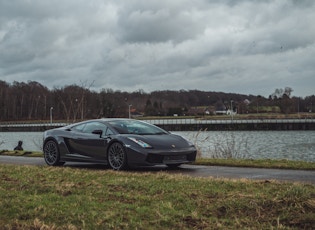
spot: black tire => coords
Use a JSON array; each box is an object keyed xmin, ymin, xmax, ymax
[
  {"xmin": 43, "ymin": 140, "xmax": 64, "ymax": 166},
  {"xmin": 107, "ymin": 142, "xmax": 128, "ymax": 170}
]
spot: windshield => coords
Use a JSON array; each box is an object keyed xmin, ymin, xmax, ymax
[{"xmin": 108, "ymin": 120, "xmax": 168, "ymax": 135}]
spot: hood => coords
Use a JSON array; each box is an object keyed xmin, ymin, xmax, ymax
[{"xmin": 124, "ymin": 133, "xmax": 192, "ymax": 150}]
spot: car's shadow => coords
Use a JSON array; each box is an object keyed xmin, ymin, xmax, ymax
[{"xmin": 63, "ymin": 162, "xmax": 196, "ymax": 174}]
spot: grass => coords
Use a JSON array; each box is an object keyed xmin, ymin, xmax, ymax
[
  {"xmin": 0, "ymin": 150, "xmax": 43, "ymax": 157},
  {"xmin": 0, "ymin": 164, "xmax": 314, "ymax": 229}
]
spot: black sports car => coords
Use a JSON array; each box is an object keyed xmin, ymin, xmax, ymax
[{"xmin": 43, "ymin": 119, "xmax": 197, "ymax": 170}]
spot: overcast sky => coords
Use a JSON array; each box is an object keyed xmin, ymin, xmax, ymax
[{"xmin": 0, "ymin": 0, "xmax": 314, "ymax": 97}]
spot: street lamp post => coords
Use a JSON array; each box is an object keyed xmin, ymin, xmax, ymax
[
  {"xmin": 128, "ymin": 104, "xmax": 132, "ymax": 119},
  {"xmin": 230, "ymin": 100, "xmax": 233, "ymax": 121},
  {"xmin": 298, "ymin": 97, "xmax": 300, "ymax": 117},
  {"xmin": 124, "ymin": 98, "xmax": 132, "ymax": 119},
  {"xmin": 50, "ymin": 107, "xmax": 53, "ymax": 125}
]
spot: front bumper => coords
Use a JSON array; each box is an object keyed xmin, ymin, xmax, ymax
[
  {"xmin": 126, "ymin": 145, "xmax": 197, "ymax": 166},
  {"xmin": 146, "ymin": 150, "xmax": 196, "ymax": 164}
]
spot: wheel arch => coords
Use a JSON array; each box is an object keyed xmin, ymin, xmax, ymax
[
  {"xmin": 105, "ymin": 139, "xmax": 127, "ymax": 155},
  {"xmin": 43, "ymin": 137, "xmax": 59, "ymax": 152},
  {"xmin": 43, "ymin": 137, "xmax": 58, "ymax": 145}
]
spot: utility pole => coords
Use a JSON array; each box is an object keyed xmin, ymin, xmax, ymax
[
  {"xmin": 230, "ymin": 100, "xmax": 233, "ymax": 121},
  {"xmin": 128, "ymin": 104, "xmax": 132, "ymax": 119},
  {"xmin": 50, "ymin": 107, "xmax": 53, "ymax": 124}
]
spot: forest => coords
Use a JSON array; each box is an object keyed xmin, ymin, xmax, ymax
[{"xmin": 0, "ymin": 80, "xmax": 314, "ymax": 122}]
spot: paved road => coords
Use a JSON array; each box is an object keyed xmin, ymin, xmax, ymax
[{"xmin": 1, "ymin": 155, "xmax": 314, "ymax": 184}]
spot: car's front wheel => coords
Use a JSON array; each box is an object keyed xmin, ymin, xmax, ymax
[
  {"xmin": 43, "ymin": 140, "xmax": 64, "ymax": 166},
  {"xmin": 107, "ymin": 142, "xmax": 128, "ymax": 170}
]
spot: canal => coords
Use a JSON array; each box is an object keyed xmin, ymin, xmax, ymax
[{"xmin": 1, "ymin": 130, "xmax": 315, "ymax": 162}]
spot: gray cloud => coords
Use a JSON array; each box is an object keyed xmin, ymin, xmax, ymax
[
  {"xmin": 116, "ymin": 0, "xmax": 207, "ymax": 43},
  {"xmin": 0, "ymin": 0, "xmax": 314, "ymax": 97}
]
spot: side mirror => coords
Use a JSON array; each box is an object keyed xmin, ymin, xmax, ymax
[{"xmin": 92, "ymin": 129, "xmax": 103, "ymax": 137}]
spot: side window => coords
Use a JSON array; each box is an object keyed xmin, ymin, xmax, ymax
[
  {"xmin": 104, "ymin": 128, "xmax": 114, "ymax": 136},
  {"xmin": 82, "ymin": 122, "xmax": 102, "ymax": 133},
  {"xmin": 72, "ymin": 122, "xmax": 113, "ymax": 137},
  {"xmin": 72, "ymin": 123, "xmax": 86, "ymax": 132}
]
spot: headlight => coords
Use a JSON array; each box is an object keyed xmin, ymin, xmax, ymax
[
  {"xmin": 181, "ymin": 137, "xmax": 194, "ymax": 147},
  {"xmin": 128, "ymin": 137, "xmax": 152, "ymax": 148}
]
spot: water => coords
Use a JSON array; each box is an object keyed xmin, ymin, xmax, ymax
[
  {"xmin": 0, "ymin": 132, "xmax": 43, "ymax": 152},
  {"xmin": 1, "ymin": 131, "xmax": 315, "ymax": 162},
  {"xmin": 174, "ymin": 131, "xmax": 315, "ymax": 162}
]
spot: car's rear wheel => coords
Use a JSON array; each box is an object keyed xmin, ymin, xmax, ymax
[
  {"xmin": 108, "ymin": 142, "xmax": 128, "ymax": 170},
  {"xmin": 43, "ymin": 140, "xmax": 64, "ymax": 166}
]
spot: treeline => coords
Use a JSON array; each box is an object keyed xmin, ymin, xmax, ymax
[{"xmin": 0, "ymin": 80, "xmax": 314, "ymax": 122}]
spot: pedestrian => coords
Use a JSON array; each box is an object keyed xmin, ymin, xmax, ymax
[{"xmin": 14, "ymin": 140, "xmax": 23, "ymax": 151}]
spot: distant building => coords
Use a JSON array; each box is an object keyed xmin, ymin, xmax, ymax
[
  {"xmin": 130, "ymin": 109, "xmax": 143, "ymax": 118},
  {"xmin": 187, "ymin": 106, "xmax": 215, "ymax": 116},
  {"xmin": 244, "ymin": 99, "xmax": 250, "ymax": 105},
  {"xmin": 226, "ymin": 109, "xmax": 237, "ymax": 115},
  {"xmin": 215, "ymin": 110, "xmax": 227, "ymax": 115}
]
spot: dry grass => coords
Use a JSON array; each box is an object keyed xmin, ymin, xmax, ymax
[{"xmin": 0, "ymin": 165, "xmax": 314, "ymax": 229}]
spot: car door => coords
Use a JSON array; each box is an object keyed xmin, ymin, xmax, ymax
[{"xmin": 68, "ymin": 122, "xmax": 111, "ymax": 161}]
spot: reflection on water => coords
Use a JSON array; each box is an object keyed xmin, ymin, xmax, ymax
[
  {"xmin": 0, "ymin": 131, "xmax": 315, "ymax": 162},
  {"xmin": 174, "ymin": 131, "xmax": 315, "ymax": 162}
]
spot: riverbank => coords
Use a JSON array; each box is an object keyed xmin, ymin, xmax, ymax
[{"xmin": 1, "ymin": 130, "xmax": 315, "ymax": 162}]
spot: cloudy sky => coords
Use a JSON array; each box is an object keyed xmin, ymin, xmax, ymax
[{"xmin": 0, "ymin": 0, "xmax": 314, "ymax": 97}]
